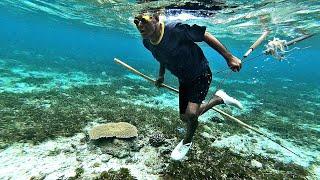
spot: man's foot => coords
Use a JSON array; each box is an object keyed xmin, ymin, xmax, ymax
[
  {"xmin": 170, "ymin": 140, "xmax": 192, "ymax": 161},
  {"xmin": 215, "ymin": 90, "xmax": 243, "ymax": 109}
]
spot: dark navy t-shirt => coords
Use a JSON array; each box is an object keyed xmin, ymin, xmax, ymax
[{"xmin": 143, "ymin": 22, "xmax": 209, "ymax": 83}]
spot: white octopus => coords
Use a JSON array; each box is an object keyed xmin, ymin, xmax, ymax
[{"xmin": 264, "ymin": 38, "xmax": 288, "ymax": 60}]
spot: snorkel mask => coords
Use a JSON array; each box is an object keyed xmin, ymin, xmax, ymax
[{"xmin": 134, "ymin": 15, "xmax": 152, "ymax": 26}]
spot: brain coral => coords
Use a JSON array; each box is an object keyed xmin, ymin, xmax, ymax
[
  {"xmin": 89, "ymin": 122, "xmax": 138, "ymax": 140},
  {"xmin": 149, "ymin": 132, "xmax": 165, "ymax": 147}
]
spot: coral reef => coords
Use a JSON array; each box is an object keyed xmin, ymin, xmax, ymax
[
  {"xmin": 149, "ymin": 132, "xmax": 165, "ymax": 147},
  {"xmin": 89, "ymin": 122, "xmax": 138, "ymax": 140},
  {"xmin": 92, "ymin": 138, "xmax": 144, "ymax": 158}
]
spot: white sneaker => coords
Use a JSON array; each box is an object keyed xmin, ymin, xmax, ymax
[
  {"xmin": 215, "ymin": 90, "xmax": 243, "ymax": 109},
  {"xmin": 170, "ymin": 140, "xmax": 192, "ymax": 161}
]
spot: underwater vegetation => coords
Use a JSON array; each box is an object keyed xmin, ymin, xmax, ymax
[
  {"xmin": 95, "ymin": 168, "xmax": 136, "ymax": 180},
  {"xmin": 15, "ymin": 76, "xmax": 53, "ymax": 86},
  {"xmin": 163, "ymin": 133, "xmax": 308, "ymax": 179},
  {"xmin": 0, "ymin": 0, "xmax": 319, "ymax": 178},
  {"xmin": 0, "ymin": 79, "xmax": 310, "ymax": 178},
  {"xmin": 234, "ymin": 81, "xmax": 319, "ymax": 149},
  {"xmin": 0, "ymin": 80, "xmax": 179, "ymax": 146},
  {"xmin": 0, "ymin": 58, "xmax": 316, "ymax": 179},
  {"xmin": 0, "ymin": 68, "xmax": 18, "ymax": 77}
]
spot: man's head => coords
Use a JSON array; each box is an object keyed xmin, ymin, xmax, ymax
[{"xmin": 134, "ymin": 13, "xmax": 160, "ymax": 39}]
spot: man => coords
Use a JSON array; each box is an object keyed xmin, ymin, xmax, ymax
[{"xmin": 134, "ymin": 13, "xmax": 243, "ymax": 161}]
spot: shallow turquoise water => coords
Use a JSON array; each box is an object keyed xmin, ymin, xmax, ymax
[{"xmin": 0, "ymin": 0, "xmax": 319, "ymax": 179}]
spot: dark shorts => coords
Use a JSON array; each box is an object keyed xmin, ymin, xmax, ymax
[{"xmin": 179, "ymin": 67, "xmax": 212, "ymax": 114}]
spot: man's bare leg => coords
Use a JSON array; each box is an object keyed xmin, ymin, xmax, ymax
[
  {"xmin": 198, "ymin": 90, "xmax": 244, "ymax": 116},
  {"xmin": 182, "ymin": 102, "xmax": 201, "ymax": 144},
  {"xmin": 182, "ymin": 97, "xmax": 223, "ymax": 143},
  {"xmin": 198, "ymin": 95, "xmax": 223, "ymax": 116},
  {"xmin": 171, "ymin": 102, "xmax": 200, "ymax": 160},
  {"xmin": 172, "ymin": 91, "xmax": 243, "ymax": 160}
]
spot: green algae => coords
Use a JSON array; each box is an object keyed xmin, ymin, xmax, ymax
[
  {"xmin": 68, "ymin": 167, "xmax": 84, "ymax": 180},
  {"xmin": 0, "ymin": 84, "xmax": 178, "ymax": 145},
  {"xmin": 218, "ymin": 80, "xmax": 320, "ymax": 148},
  {"xmin": 0, "ymin": 68, "xmax": 16, "ymax": 76},
  {"xmin": 47, "ymin": 147, "xmax": 61, "ymax": 156},
  {"xmin": 95, "ymin": 168, "xmax": 136, "ymax": 180},
  {"xmin": 16, "ymin": 76, "xmax": 52, "ymax": 86},
  {"xmin": 163, "ymin": 127, "xmax": 308, "ymax": 179},
  {"xmin": 0, "ymin": 79, "xmax": 312, "ymax": 179}
]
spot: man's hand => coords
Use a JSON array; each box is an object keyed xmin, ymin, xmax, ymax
[
  {"xmin": 155, "ymin": 76, "xmax": 164, "ymax": 88},
  {"xmin": 227, "ymin": 55, "xmax": 242, "ymax": 72}
]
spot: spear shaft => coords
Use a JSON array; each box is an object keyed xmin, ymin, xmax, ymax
[{"xmin": 114, "ymin": 58, "xmax": 300, "ymax": 157}]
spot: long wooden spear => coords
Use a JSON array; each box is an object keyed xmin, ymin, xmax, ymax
[
  {"xmin": 244, "ymin": 30, "xmax": 270, "ymax": 58},
  {"xmin": 285, "ymin": 34, "xmax": 314, "ymax": 46},
  {"xmin": 114, "ymin": 58, "xmax": 300, "ymax": 157}
]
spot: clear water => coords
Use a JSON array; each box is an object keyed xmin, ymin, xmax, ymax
[{"xmin": 0, "ymin": 0, "xmax": 319, "ymax": 179}]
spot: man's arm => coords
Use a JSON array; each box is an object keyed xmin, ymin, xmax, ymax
[
  {"xmin": 204, "ymin": 32, "xmax": 242, "ymax": 72},
  {"xmin": 158, "ymin": 63, "xmax": 165, "ymax": 78},
  {"xmin": 155, "ymin": 63, "xmax": 165, "ymax": 87}
]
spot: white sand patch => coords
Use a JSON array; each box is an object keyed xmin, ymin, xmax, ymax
[
  {"xmin": 120, "ymin": 92, "xmax": 179, "ymax": 110},
  {"xmin": 0, "ymin": 135, "xmax": 81, "ymax": 179},
  {"xmin": 299, "ymin": 124, "xmax": 320, "ymax": 132},
  {"xmin": 264, "ymin": 111, "xmax": 278, "ymax": 118},
  {"xmin": 0, "ymin": 66, "xmax": 112, "ymax": 93},
  {"xmin": 304, "ymin": 111, "xmax": 315, "ymax": 116},
  {"xmin": 0, "ymin": 133, "xmax": 161, "ymax": 180},
  {"xmin": 211, "ymin": 131, "xmax": 320, "ymax": 178},
  {"xmin": 124, "ymin": 74, "xmax": 145, "ymax": 81}
]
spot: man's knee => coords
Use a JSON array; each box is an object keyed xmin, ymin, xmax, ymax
[
  {"xmin": 180, "ymin": 114, "xmax": 186, "ymax": 122},
  {"xmin": 180, "ymin": 113, "xmax": 198, "ymax": 123},
  {"xmin": 184, "ymin": 112, "xmax": 198, "ymax": 122}
]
